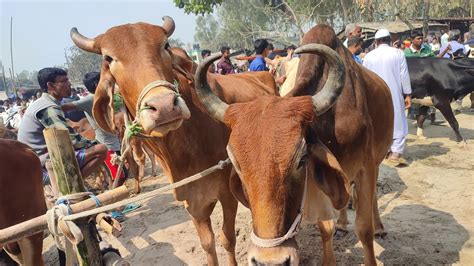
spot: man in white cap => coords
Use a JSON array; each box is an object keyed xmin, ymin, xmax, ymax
[{"xmin": 363, "ymin": 29, "xmax": 412, "ymax": 166}]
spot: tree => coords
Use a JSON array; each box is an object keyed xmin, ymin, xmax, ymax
[
  {"xmin": 66, "ymin": 46, "xmax": 102, "ymax": 84},
  {"xmin": 194, "ymin": 14, "xmax": 221, "ymax": 51},
  {"xmin": 174, "ymin": 0, "xmax": 223, "ymax": 15},
  {"xmin": 169, "ymin": 37, "xmax": 186, "ymax": 49}
]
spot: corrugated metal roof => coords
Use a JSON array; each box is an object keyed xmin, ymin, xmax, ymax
[{"xmin": 358, "ymin": 20, "xmax": 447, "ymax": 33}]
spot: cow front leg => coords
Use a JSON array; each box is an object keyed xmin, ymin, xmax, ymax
[
  {"xmin": 318, "ymin": 220, "xmax": 336, "ymax": 265},
  {"xmin": 219, "ymin": 192, "xmax": 238, "ymax": 266},
  {"xmin": 131, "ymin": 141, "xmax": 146, "ymax": 194},
  {"xmin": 354, "ymin": 170, "xmax": 377, "ymax": 265},
  {"xmin": 432, "ymin": 94, "xmax": 464, "ymax": 142},
  {"xmin": 189, "ymin": 202, "xmax": 219, "ymax": 266}
]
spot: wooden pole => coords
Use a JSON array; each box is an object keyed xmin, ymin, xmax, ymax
[
  {"xmin": 0, "ymin": 185, "xmax": 129, "ymax": 246},
  {"xmin": 9, "ymin": 17, "xmax": 17, "ymax": 97},
  {"xmin": 44, "ymin": 127, "xmax": 102, "ymax": 266}
]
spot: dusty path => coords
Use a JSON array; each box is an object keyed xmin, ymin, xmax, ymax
[{"xmin": 43, "ymin": 101, "xmax": 474, "ymax": 265}]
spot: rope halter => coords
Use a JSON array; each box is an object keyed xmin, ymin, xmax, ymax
[{"xmin": 135, "ymin": 79, "xmax": 179, "ymax": 120}]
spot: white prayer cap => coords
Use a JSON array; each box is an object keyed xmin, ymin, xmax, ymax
[{"xmin": 375, "ymin": 29, "xmax": 390, "ymax": 40}]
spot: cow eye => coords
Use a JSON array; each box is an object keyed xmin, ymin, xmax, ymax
[
  {"xmin": 297, "ymin": 154, "xmax": 308, "ymax": 170},
  {"xmin": 104, "ymin": 55, "xmax": 113, "ymax": 63}
]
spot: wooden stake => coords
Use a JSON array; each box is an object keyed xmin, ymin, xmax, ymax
[{"xmin": 44, "ymin": 127, "xmax": 101, "ymax": 266}]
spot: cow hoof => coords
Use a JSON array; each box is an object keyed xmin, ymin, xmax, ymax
[
  {"xmin": 457, "ymin": 141, "xmax": 467, "ymax": 148},
  {"xmin": 374, "ymin": 229, "xmax": 387, "ymax": 239},
  {"xmin": 334, "ymin": 228, "xmax": 348, "ymax": 239}
]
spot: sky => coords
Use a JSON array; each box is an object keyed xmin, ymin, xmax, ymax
[{"xmin": 0, "ymin": 0, "xmax": 198, "ymax": 73}]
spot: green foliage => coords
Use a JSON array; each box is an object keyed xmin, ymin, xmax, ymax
[
  {"xmin": 66, "ymin": 46, "xmax": 102, "ymax": 84},
  {"xmin": 169, "ymin": 37, "xmax": 186, "ymax": 48},
  {"xmin": 192, "ymin": 0, "xmax": 471, "ymax": 53},
  {"xmin": 174, "ymin": 0, "xmax": 223, "ymax": 15}
]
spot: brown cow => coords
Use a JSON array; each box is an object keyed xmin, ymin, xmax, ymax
[
  {"xmin": 194, "ymin": 25, "xmax": 393, "ymax": 265},
  {"xmin": 70, "ymin": 17, "xmax": 277, "ymax": 265},
  {"xmin": 0, "ymin": 140, "xmax": 46, "ymax": 265}
]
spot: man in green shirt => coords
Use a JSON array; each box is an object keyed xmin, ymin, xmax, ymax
[{"xmin": 404, "ymin": 31, "xmax": 435, "ymax": 57}]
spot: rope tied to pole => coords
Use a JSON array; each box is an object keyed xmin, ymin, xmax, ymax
[{"xmin": 46, "ymin": 192, "xmax": 101, "ymax": 250}]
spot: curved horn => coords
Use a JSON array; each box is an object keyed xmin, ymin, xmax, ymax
[
  {"xmin": 294, "ymin": 44, "xmax": 346, "ymax": 116},
  {"xmin": 195, "ymin": 53, "xmax": 229, "ymax": 122},
  {"xmin": 161, "ymin": 16, "xmax": 175, "ymax": 37},
  {"xmin": 70, "ymin": 27, "xmax": 100, "ymax": 54}
]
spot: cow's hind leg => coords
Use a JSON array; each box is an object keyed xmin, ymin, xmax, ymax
[
  {"xmin": 354, "ymin": 168, "xmax": 377, "ymax": 265},
  {"xmin": 433, "ymin": 94, "xmax": 464, "ymax": 142},
  {"xmin": 416, "ymin": 105, "xmax": 429, "ymax": 139},
  {"xmin": 189, "ymin": 202, "xmax": 219, "ymax": 266},
  {"xmin": 318, "ymin": 220, "xmax": 336, "ymax": 265},
  {"xmin": 218, "ymin": 191, "xmax": 238, "ymax": 266},
  {"xmin": 19, "ymin": 234, "xmax": 44, "ymax": 266}
]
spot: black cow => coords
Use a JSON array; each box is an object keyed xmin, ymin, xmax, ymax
[{"xmin": 407, "ymin": 57, "xmax": 474, "ymax": 142}]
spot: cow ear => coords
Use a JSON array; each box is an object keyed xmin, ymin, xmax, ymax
[
  {"xmin": 308, "ymin": 141, "xmax": 350, "ymax": 210},
  {"xmin": 93, "ymin": 67, "xmax": 116, "ymax": 133},
  {"xmin": 229, "ymin": 168, "xmax": 250, "ymax": 208}
]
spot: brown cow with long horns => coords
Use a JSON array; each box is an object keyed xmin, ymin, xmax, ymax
[
  {"xmin": 70, "ymin": 17, "xmax": 278, "ymax": 265},
  {"xmin": 194, "ymin": 25, "xmax": 394, "ymax": 265}
]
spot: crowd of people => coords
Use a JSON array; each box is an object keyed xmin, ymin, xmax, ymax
[{"xmin": 2, "ymin": 23, "xmax": 472, "ymax": 190}]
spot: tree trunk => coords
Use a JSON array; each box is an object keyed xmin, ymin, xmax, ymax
[
  {"xmin": 366, "ymin": 0, "xmax": 374, "ymax": 22},
  {"xmin": 422, "ymin": 0, "xmax": 430, "ymax": 38},
  {"xmin": 340, "ymin": 0, "xmax": 348, "ymax": 29}
]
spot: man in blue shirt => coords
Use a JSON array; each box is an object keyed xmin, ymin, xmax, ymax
[
  {"xmin": 347, "ymin": 36, "xmax": 363, "ymax": 64},
  {"xmin": 249, "ymin": 39, "xmax": 270, "ymax": 71}
]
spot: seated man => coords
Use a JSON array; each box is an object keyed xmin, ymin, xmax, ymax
[
  {"xmin": 62, "ymin": 72, "xmax": 126, "ymax": 185},
  {"xmin": 18, "ymin": 68, "xmax": 107, "ymax": 186}
]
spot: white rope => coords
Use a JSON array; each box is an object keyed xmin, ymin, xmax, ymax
[
  {"xmin": 135, "ymin": 80, "xmax": 177, "ymax": 119},
  {"xmin": 62, "ymin": 159, "xmax": 231, "ymax": 222},
  {"xmin": 46, "ymin": 193, "xmax": 93, "ymax": 250}
]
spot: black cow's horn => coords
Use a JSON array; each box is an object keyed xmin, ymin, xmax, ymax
[
  {"xmin": 195, "ymin": 54, "xmax": 229, "ymax": 122},
  {"xmin": 294, "ymin": 44, "xmax": 346, "ymax": 116},
  {"xmin": 70, "ymin": 28, "xmax": 100, "ymax": 54},
  {"xmin": 161, "ymin": 16, "xmax": 175, "ymax": 37}
]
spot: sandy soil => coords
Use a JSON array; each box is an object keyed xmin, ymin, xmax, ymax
[{"xmin": 43, "ymin": 100, "xmax": 474, "ymax": 265}]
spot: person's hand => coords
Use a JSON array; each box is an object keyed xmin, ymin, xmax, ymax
[
  {"xmin": 276, "ymin": 75, "xmax": 287, "ymax": 85},
  {"xmin": 393, "ymin": 40, "xmax": 400, "ymax": 48},
  {"xmin": 404, "ymin": 95, "xmax": 412, "ymax": 109},
  {"xmin": 446, "ymin": 43, "xmax": 452, "ymax": 51}
]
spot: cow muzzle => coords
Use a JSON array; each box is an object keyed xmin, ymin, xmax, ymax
[
  {"xmin": 136, "ymin": 80, "xmax": 191, "ymax": 137},
  {"xmin": 248, "ymin": 240, "xmax": 299, "ymax": 266}
]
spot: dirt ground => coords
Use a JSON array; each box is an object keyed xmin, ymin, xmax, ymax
[{"xmin": 43, "ymin": 100, "xmax": 474, "ymax": 265}]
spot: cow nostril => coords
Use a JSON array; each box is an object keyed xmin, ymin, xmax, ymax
[
  {"xmin": 142, "ymin": 104, "xmax": 157, "ymax": 112},
  {"xmin": 251, "ymin": 257, "xmax": 259, "ymax": 266},
  {"xmin": 284, "ymin": 257, "xmax": 291, "ymax": 266},
  {"xmin": 173, "ymin": 94, "xmax": 179, "ymax": 106}
]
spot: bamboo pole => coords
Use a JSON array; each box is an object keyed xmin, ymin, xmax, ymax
[
  {"xmin": 44, "ymin": 127, "xmax": 101, "ymax": 266},
  {"xmin": 9, "ymin": 17, "xmax": 17, "ymax": 97},
  {"xmin": 0, "ymin": 185, "xmax": 129, "ymax": 246}
]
